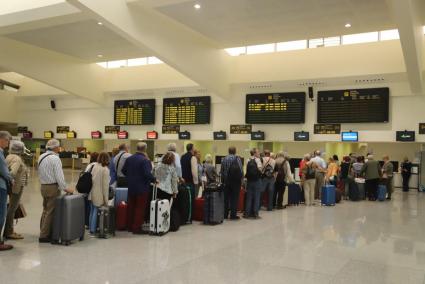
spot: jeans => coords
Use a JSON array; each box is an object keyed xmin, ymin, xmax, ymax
[
  {"xmin": 224, "ymin": 183, "xmax": 241, "ymax": 218},
  {"xmin": 0, "ymin": 188, "xmax": 7, "ymax": 242},
  {"xmin": 273, "ymin": 181, "xmax": 286, "ymax": 208},
  {"xmin": 260, "ymin": 177, "xmax": 275, "ymax": 211},
  {"xmin": 89, "ymin": 203, "xmax": 99, "ymax": 234},
  {"xmin": 245, "ymin": 180, "xmax": 261, "ymax": 217}
]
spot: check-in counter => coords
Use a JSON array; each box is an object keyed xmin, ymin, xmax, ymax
[
  {"xmin": 60, "ymin": 158, "xmax": 83, "ymax": 170},
  {"xmin": 393, "ymin": 172, "xmax": 419, "ymax": 190}
]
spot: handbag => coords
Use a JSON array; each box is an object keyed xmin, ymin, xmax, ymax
[{"xmin": 14, "ymin": 204, "xmax": 27, "ymax": 219}]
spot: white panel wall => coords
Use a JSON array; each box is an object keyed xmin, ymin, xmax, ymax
[
  {"xmin": 0, "ymin": 91, "xmax": 17, "ymax": 123},
  {"xmin": 16, "ymin": 86, "xmax": 425, "ymax": 142}
]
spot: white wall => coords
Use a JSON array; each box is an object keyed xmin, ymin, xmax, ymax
[
  {"xmin": 0, "ymin": 91, "xmax": 17, "ymax": 123},
  {"xmin": 16, "ymin": 84, "xmax": 425, "ymax": 143}
]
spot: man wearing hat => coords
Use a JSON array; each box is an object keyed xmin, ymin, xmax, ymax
[{"xmin": 38, "ymin": 139, "xmax": 73, "ymax": 243}]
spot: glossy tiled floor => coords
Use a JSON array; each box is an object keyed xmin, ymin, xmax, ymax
[{"xmin": 1, "ymin": 169, "xmax": 425, "ymax": 284}]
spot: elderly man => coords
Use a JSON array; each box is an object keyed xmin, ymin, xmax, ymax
[
  {"xmin": 0, "ymin": 131, "xmax": 13, "ymax": 250},
  {"xmin": 311, "ymin": 150, "xmax": 327, "ymax": 200},
  {"xmin": 114, "ymin": 143, "xmax": 131, "ymax": 187},
  {"xmin": 167, "ymin": 143, "xmax": 182, "ymax": 179},
  {"xmin": 122, "ymin": 142, "xmax": 156, "ymax": 234},
  {"xmin": 38, "ymin": 139, "xmax": 73, "ymax": 243}
]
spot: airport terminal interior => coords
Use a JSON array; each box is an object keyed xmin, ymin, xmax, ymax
[{"xmin": 1, "ymin": 0, "xmax": 425, "ymax": 283}]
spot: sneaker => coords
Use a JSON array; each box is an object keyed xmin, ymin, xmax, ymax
[
  {"xmin": 0, "ymin": 243, "xmax": 13, "ymax": 251},
  {"xmin": 6, "ymin": 233, "xmax": 24, "ymax": 240}
]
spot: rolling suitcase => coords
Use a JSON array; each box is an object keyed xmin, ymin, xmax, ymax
[
  {"xmin": 335, "ymin": 188, "xmax": 342, "ymax": 203},
  {"xmin": 354, "ymin": 178, "xmax": 366, "ymax": 200},
  {"xmin": 288, "ymin": 183, "xmax": 301, "ymax": 206},
  {"xmin": 116, "ymin": 201, "xmax": 128, "ymax": 231},
  {"xmin": 203, "ymin": 187, "xmax": 224, "ymax": 225},
  {"xmin": 378, "ymin": 185, "xmax": 387, "ymax": 201},
  {"xmin": 349, "ymin": 183, "xmax": 360, "ymax": 201},
  {"xmin": 170, "ymin": 207, "xmax": 181, "ymax": 232},
  {"xmin": 114, "ymin": 188, "xmax": 128, "ymax": 207},
  {"xmin": 97, "ymin": 206, "xmax": 116, "ymax": 238},
  {"xmin": 150, "ymin": 184, "xmax": 171, "ymax": 236},
  {"xmin": 193, "ymin": 197, "xmax": 205, "ymax": 222},
  {"xmin": 176, "ymin": 184, "xmax": 192, "ymax": 224},
  {"xmin": 321, "ymin": 185, "xmax": 336, "ymax": 206},
  {"xmin": 238, "ymin": 188, "xmax": 245, "ymax": 212},
  {"xmin": 51, "ymin": 194, "xmax": 85, "ymax": 245}
]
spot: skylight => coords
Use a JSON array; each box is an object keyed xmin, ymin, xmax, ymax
[
  {"xmin": 342, "ymin": 32, "xmax": 379, "ymax": 45},
  {"xmin": 96, "ymin": 57, "xmax": 163, "ymax": 69}
]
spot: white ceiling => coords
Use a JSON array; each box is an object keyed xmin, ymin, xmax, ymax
[
  {"xmin": 4, "ymin": 19, "xmax": 148, "ymax": 62},
  {"xmin": 154, "ymin": 0, "xmax": 403, "ymax": 47}
]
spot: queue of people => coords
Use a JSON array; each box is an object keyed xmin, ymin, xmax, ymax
[{"xmin": 0, "ymin": 132, "xmax": 416, "ymax": 251}]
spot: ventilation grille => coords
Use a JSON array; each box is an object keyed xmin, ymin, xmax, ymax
[
  {"xmin": 249, "ymin": 84, "xmax": 272, "ymax": 89},
  {"xmin": 297, "ymin": 81, "xmax": 325, "ymax": 87},
  {"xmin": 355, "ymin": 78, "xmax": 385, "ymax": 84}
]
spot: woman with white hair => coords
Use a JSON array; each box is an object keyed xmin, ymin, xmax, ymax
[
  {"xmin": 4, "ymin": 141, "xmax": 29, "ymax": 240},
  {"xmin": 203, "ymin": 154, "xmax": 218, "ymax": 185}
]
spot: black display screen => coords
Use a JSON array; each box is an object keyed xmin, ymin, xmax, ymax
[
  {"xmin": 114, "ymin": 99, "xmax": 155, "ymax": 125},
  {"xmin": 213, "ymin": 131, "xmax": 227, "ymax": 140},
  {"xmin": 294, "ymin": 131, "xmax": 309, "ymax": 141},
  {"xmin": 251, "ymin": 131, "xmax": 265, "ymax": 140},
  {"xmin": 396, "ymin": 131, "xmax": 415, "ymax": 142},
  {"xmin": 178, "ymin": 131, "xmax": 191, "ymax": 140},
  {"xmin": 246, "ymin": 92, "xmax": 305, "ymax": 124},
  {"xmin": 317, "ymin": 88, "xmax": 389, "ymax": 123},
  {"xmin": 163, "ymin": 96, "xmax": 210, "ymax": 125}
]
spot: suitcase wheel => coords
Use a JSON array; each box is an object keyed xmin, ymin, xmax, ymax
[
  {"xmin": 80, "ymin": 236, "xmax": 84, "ymax": 241},
  {"xmin": 65, "ymin": 241, "xmax": 70, "ymax": 246}
]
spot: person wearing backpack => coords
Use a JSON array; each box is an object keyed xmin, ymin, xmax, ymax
[
  {"xmin": 88, "ymin": 152, "xmax": 111, "ymax": 235},
  {"xmin": 114, "ymin": 144, "xmax": 131, "ymax": 187},
  {"xmin": 244, "ymin": 148, "xmax": 263, "ymax": 219},
  {"xmin": 301, "ymin": 156, "xmax": 316, "ymax": 206},
  {"xmin": 260, "ymin": 150, "xmax": 276, "ymax": 211},
  {"xmin": 220, "ymin": 146, "xmax": 243, "ymax": 220},
  {"xmin": 274, "ymin": 152, "xmax": 294, "ymax": 209}
]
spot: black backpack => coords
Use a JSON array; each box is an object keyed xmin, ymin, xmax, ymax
[
  {"xmin": 246, "ymin": 159, "xmax": 261, "ymax": 181},
  {"xmin": 228, "ymin": 158, "xmax": 242, "ymax": 181},
  {"xmin": 76, "ymin": 164, "xmax": 94, "ymax": 194},
  {"xmin": 262, "ymin": 160, "xmax": 274, "ymax": 178},
  {"xmin": 305, "ymin": 165, "xmax": 316, "ymax": 180}
]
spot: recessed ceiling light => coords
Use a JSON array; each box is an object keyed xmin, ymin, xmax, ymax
[
  {"xmin": 97, "ymin": 54, "xmax": 103, "ymax": 58},
  {"xmin": 194, "ymin": 3, "xmax": 201, "ymax": 9},
  {"xmin": 345, "ymin": 23, "xmax": 352, "ymax": 28},
  {"xmin": 97, "ymin": 22, "xmax": 103, "ymax": 26}
]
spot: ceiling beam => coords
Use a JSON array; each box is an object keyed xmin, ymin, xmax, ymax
[
  {"xmin": 388, "ymin": 0, "xmax": 424, "ymax": 95},
  {"xmin": 0, "ymin": 36, "xmax": 106, "ymax": 104},
  {"xmin": 67, "ymin": 0, "xmax": 232, "ymax": 99},
  {"xmin": 0, "ymin": 2, "xmax": 87, "ymax": 35}
]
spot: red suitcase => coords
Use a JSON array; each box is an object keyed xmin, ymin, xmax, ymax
[
  {"xmin": 116, "ymin": 201, "xmax": 128, "ymax": 231},
  {"xmin": 193, "ymin": 198, "xmax": 204, "ymax": 221},
  {"xmin": 238, "ymin": 189, "xmax": 245, "ymax": 212}
]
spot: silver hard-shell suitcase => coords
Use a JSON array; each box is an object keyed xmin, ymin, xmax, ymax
[{"xmin": 51, "ymin": 194, "xmax": 85, "ymax": 245}]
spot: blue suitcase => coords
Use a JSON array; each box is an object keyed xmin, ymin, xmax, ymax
[
  {"xmin": 114, "ymin": 188, "xmax": 128, "ymax": 207},
  {"xmin": 377, "ymin": 185, "xmax": 387, "ymax": 201},
  {"xmin": 321, "ymin": 185, "xmax": 336, "ymax": 206},
  {"xmin": 288, "ymin": 183, "xmax": 301, "ymax": 206}
]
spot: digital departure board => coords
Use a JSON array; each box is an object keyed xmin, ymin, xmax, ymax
[
  {"xmin": 105, "ymin": 126, "xmax": 120, "ymax": 134},
  {"xmin": 419, "ymin": 123, "xmax": 425, "ymax": 134},
  {"xmin": 57, "ymin": 126, "xmax": 70, "ymax": 134},
  {"xmin": 317, "ymin": 88, "xmax": 389, "ymax": 123},
  {"xmin": 114, "ymin": 99, "xmax": 155, "ymax": 125},
  {"xmin": 230, "ymin": 125, "xmax": 252, "ymax": 134},
  {"xmin": 17, "ymin": 126, "xmax": 28, "ymax": 133},
  {"xmin": 314, "ymin": 124, "xmax": 341, "ymax": 134},
  {"xmin": 163, "ymin": 96, "xmax": 210, "ymax": 125},
  {"xmin": 246, "ymin": 92, "xmax": 306, "ymax": 124},
  {"xmin": 162, "ymin": 125, "xmax": 180, "ymax": 134}
]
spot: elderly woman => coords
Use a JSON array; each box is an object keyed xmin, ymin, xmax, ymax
[
  {"xmin": 5, "ymin": 141, "xmax": 29, "ymax": 240},
  {"xmin": 203, "ymin": 154, "xmax": 218, "ymax": 185},
  {"xmin": 154, "ymin": 152, "xmax": 178, "ymax": 201}
]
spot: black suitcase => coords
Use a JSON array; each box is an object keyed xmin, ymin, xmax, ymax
[
  {"xmin": 97, "ymin": 206, "xmax": 116, "ymax": 238},
  {"xmin": 170, "ymin": 207, "xmax": 181, "ymax": 232},
  {"xmin": 203, "ymin": 190, "xmax": 224, "ymax": 225},
  {"xmin": 288, "ymin": 183, "xmax": 301, "ymax": 206},
  {"xmin": 175, "ymin": 184, "xmax": 192, "ymax": 224},
  {"xmin": 349, "ymin": 182, "xmax": 360, "ymax": 201}
]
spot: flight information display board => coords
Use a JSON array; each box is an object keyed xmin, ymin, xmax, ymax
[
  {"xmin": 317, "ymin": 88, "xmax": 389, "ymax": 123},
  {"xmin": 314, "ymin": 124, "xmax": 341, "ymax": 134},
  {"xmin": 246, "ymin": 92, "xmax": 306, "ymax": 124},
  {"xmin": 163, "ymin": 96, "xmax": 210, "ymax": 125},
  {"xmin": 114, "ymin": 99, "xmax": 155, "ymax": 125}
]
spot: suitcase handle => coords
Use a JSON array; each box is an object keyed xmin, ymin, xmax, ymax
[{"xmin": 151, "ymin": 183, "xmax": 157, "ymax": 201}]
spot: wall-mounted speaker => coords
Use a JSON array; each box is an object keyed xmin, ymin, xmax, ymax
[
  {"xmin": 308, "ymin": 87, "xmax": 314, "ymax": 101},
  {"xmin": 50, "ymin": 100, "xmax": 56, "ymax": 110}
]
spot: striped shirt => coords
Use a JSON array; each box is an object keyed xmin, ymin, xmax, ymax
[{"xmin": 38, "ymin": 151, "xmax": 67, "ymax": 190}]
